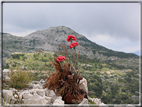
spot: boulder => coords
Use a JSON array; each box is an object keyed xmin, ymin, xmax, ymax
[
  {"xmin": 9, "ymin": 88, "xmax": 18, "ymax": 93},
  {"xmin": 3, "ymin": 69, "xmax": 11, "ymax": 74},
  {"xmin": 27, "ymin": 83, "xmax": 34, "ymax": 89},
  {"xmin": 23, "ymin": 97, "xmax": 48, "ymax": 104},
  {"xmin": 53, "ymin": 96, "xmax": 64, "ymax": 105},
  {"xmin": 44, "ymin": 96, "xmax": 52, "ymax": 104},
  {"xmin": 29, "ymin": 89, "xmax": 37, "ymax": 95},
  {"xmin": 19, "ymin": 90, "xmax": 31, "ymax": 99},
  {"xmin": 40, "ymin": 79, "xmax": 45, "ymax": 84},
  {"xmin": 45, "ymin": 89, "xmax": 56, "ymax": 97},
  {"xmin": 114, "ymin": 105, "xmax": 125, "ymax": 107},
  {"xmin": 22, "ymin": 93, "xmax": 33, "ymax": 99},
  {"xmin": 33, "ymin": 84, "xmax": 42, "ymax": 89},
  {"xmin": 36, "ymin": 89, "xmax": 45, "ymax": 97},
  {"xmin": 93, "ymin": 98, "xmax": 101, "ymax": 104},
  {"xmin": 32, "ymin": 81, "xmax": 39, "ymax": 84},
  {"xmin": 79, "ymin": 78, "xmax": 88, "ymax": 94},
  {"xmin": 10, "ymin": 97, "xmax": 17, "ymax": 104},
  {"xmin": 78, "ymin": 98, "xmax": 89, "ymax": 107},
  {"xmin": 99, "ymin": 103, "xmax": 108, "ymax": 107},
  {"xmin": 3, "ymin": 90, "xmax": 13, "ymax": 104},
  {"xmin": 3, "ymin": 69, "xmax": 11, "ymax": 81}
]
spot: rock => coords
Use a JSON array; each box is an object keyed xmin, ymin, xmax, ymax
[
  {"xmin": 78, "ymin": 98, "xmax": 89, "ymax": 107},
  {"xmin": 99, "ymin": 103, "xmax": 108, "ymax": 107},
  {"xmin": 22, "ymin": 93, "xmax": 33, "ymax": 99},
  {"xmin": 3, "ymin": 90, "xmax": 13, "ymax": 103},
  {"xmin": 9, "ymin": 88, "xmax": 18, "ymax": 93},
  {"xmin": 32, "ymin": 81, "xmax": 39, "ymax": 84},
  {"xmin": 88, "ymin": 96, "xmax": 93, "ymax": 102},
  {"xmin": 126, "ymin": 104, "xmax": 135, "ymax": 107},
  {"xmin": 53, "ymin": 96, "xmax": 64, "ymax": 105},
  {"xmin": 29, "ymin": 89, "xmax": 37, "ymax": 95},
  {"xmin": 10, "ymin": 97, "xmax": 17, "ymax": 104},
  {"xmin": 40, "ymin": 79, "xmax": 45, "ymax": 84},
  {"xmin": 27, "ymin": 83, "xmax": 34, "ymax": 89},
  {"xmin": 33, "ymin": 84, "xmax": 42, "ymax": 89},
  {"xmin": 36, "ymin": 89, "xmax": 45, "ymax": 97},
  {"xmin": 28, "ymin": 89, "xmax": 45, "ymax": 97},
  {"xmin": 93, "ymin": 98, "xmax": 101, "ymax": 104},
  {"xmin": 3, "ymin": 69, "xmax": 11, "ymax": 74},
  {"xmin": 79, "ymin": 78, "xmax": 88, "ymax": 94},
  {"xmin": 3, "ymin": 69, "xmax": 11, "ymax": 81},
  {"xmin": 45, "ymin": 89, "xmax": 56, "ymax": 97},
  {"xmin": 21, "ymin": 91, "xmax": 48, "ymax": 104},
  {"xmin": 131, "ymin": 95, "xmax": 139, "ymax": 101},
  {"xmin": 114, "ymin": 105, "xmax": 126, "ymax": 107},
  {"xmin": 23, "ymin": 97, "xmax": 48, "ymax": 104},
  {"xmin": 30, "ymin": 94, "xmax": 43, "ymax": 100},
  {"xmin": 19, "ymin": 90, "xmax": 31, "ymax": 99},
  {"xmin": 44, "ymin": 96, "xmax": 53, "ymax": 104},
  {"xmin": 5, "ymin": 76, "xmax": 10, "ymax": 81},
  {"xmin": 14, "ymin": 94, "xmax": 18, "ymax": 99}
]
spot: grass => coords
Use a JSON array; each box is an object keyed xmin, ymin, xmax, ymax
[{"xmin": 8, "ymin": 69, "xmax": 33, "ymax": 89}]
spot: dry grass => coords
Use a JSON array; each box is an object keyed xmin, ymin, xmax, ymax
[{"xmin": 8, "ymin": 69, "xmax": 33, "ymax": 89}]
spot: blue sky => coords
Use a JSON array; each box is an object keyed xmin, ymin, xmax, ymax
[{"xmin": 2, "ymin": 2, "xmax": 140, "ymax": 53}]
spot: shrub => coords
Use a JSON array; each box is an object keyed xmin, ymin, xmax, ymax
[{"xmin": 8, "ymin": 69, "xmax": 33, "ymax": 89}]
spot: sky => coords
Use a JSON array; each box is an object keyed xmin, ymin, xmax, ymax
[{"xmin": 2, "ymin": 2, "xmax": 141, "ymax": 53}]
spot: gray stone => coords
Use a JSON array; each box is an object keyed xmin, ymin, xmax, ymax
[
  {"xmin": 3, "ymin": 69, "xmax": 11, "ymax": 74},
  {"xmin": 78, "ymin": 98, "xmax": 89, "ymax": 106},
  {"xmin": 23, "ymin": 97, "xmax": 48, "ymax": 104},
  {"xmin": 33, "ymin": 84, "xmax": 42, "ymax": 89},
  {"xmin": 44, "ymin": 96, "xmax": 52, "ymax": 104},
  {"xmin": 79, "ymin": 78, "xmax": 88, "ymax": 94},
  {"xmin": 32, "ymin": 81, "xmax": 40, "ymax": 84},
  {"xmin": 53, "ymin": 96, "xmax": 64, "ymax": 105},
  {"xmin": 14, "ymin": 94, "xmax": 18, "ymax": 99},
  {"xmin": 27, "ymin": 83, "xmax": 34, "ymax": 89},
  {"xmin": 3, "ymin": 69, "xmax": 11, "ymax": 81},
  {"xmin": 22, "ymin": 93, "xmax": 33, "ymax": 99},
  {"xmin": 10, "ymin": 97, "xmax": 17, "ymax": 104},
  {"xmin": 19, "ymin": 90, "xmax": 31, "ymax": 99},
  {"xmin": 29, "ymin": 89, "xmax": 37, "ymax": 95},
  {"xmin": 9, "ymin": 88, "xmax": 18, "ymax": 93},
  {"xmin": 99, "ymin": 103, "xmax": 108, "ymax": 107},
  {"xmin": 40, "ymin": 79, "xmax": 45, "ymax": 84},
  {"xmin": 36, "ymin": 89, "xmax": 45, "ymax": 97},
  {"xmin": 93, "ymin": 98, "xmax": 101, "ymax": 104},
  {"xmin": 45, "ymin": 89, "xmax": 55, "ymax": 97},
  {"xmin": 3, "ymin": 90, "xmax": 13, "ymax": 104}
]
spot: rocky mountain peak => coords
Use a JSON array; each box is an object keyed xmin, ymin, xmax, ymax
[{"xmin": 3, "ymin": 26, "xmax": 138, "ymax": 60}]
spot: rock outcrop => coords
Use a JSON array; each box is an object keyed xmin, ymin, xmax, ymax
[
  {"xmin": 2, "ymin": 69, "xmax": 103, "ymax": 106},
  {"xmin": 2, "ymin": 77, "xmax": 103, "ymax": 106}
]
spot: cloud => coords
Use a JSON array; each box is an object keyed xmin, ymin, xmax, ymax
[
  {"xmin": 3, "ymin": 3, "xmax": 140, "ymax": 53},
  {"xmin": 84, "ymin": 33, "xmax": 140, "ymax": 53}
]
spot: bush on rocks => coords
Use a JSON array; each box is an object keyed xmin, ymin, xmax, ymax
[{"xmin": 8, "ymin": 69, "xmax": 33, "ymax": 89}]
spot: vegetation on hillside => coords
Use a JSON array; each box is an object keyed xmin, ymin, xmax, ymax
[{"xmin": 3, "ymin": 51, "xmax": 140, "ymax": 104}]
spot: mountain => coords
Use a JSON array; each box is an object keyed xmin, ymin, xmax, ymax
[
  {"xmin": 2, "ymin": 26, "xmax": 138, "ymax": 61},
  {"xmin": 133, "ymin": 50, "xmax": 141, "ymax": 56}
]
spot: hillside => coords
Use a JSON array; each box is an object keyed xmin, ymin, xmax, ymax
[
  {"xmin": 3, "ymin": 52, "xmax": 139, "ymax": 104},
  {"xmin": 3, "ymin": 26, "xmax": 138, "ymax": 60},
  {"xmin": 2, "ymin": 26, "xmax": 139, "ymax": 70}
]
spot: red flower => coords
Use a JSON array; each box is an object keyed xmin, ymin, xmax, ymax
[
  {"xmin": 67, "ymin": 35, "xmax": 77, "ymax": 42},
  {"xmin": 69, "ymin": 42, "xmax": 79, "ymax": 49},
  {"xmin": 56, "ymin": 56, "xmax": 66, "ymax": 62}
]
